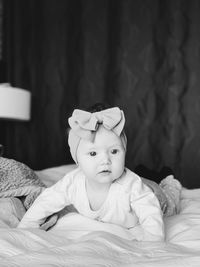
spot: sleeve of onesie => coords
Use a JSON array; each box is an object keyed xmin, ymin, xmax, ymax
[
  {"xmin": 17, "ymin": 171, "xmax": 76, "ymax": 229},
  {"xmin": 129, "ymin": 177, "xmax": 165, "ymax": 241}
]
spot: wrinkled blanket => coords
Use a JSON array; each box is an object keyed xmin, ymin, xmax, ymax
[{"xmin": 1, "ymin": 190, "xmax": 200, "ymax": 267}]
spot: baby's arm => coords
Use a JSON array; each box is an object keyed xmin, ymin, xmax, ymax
[
  {"xmin": 18, "ymin": 173, "xmax": 73, "ymax": 229},
  {"xmin": 130, "ymin": 178, "xmax": 165, "ymax": 241}
]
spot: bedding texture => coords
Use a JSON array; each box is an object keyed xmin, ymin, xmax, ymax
[{"xmin": 0, "ymin": 163, "xmax": 200, "ymax": 266}]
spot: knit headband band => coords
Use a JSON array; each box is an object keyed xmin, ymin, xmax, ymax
[{"xmin": 68, "ymin": 107, "xmax": 127, "ymax": 163}]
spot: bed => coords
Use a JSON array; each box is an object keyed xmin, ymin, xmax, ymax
[{"xmin": 1, "ymin": 162, "xmax": 200, "ymax": 266}]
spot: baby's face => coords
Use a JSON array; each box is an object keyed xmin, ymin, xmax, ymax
[{"xmin": 77, "ymin": 125, "xmax": 126, "ymax": 186}]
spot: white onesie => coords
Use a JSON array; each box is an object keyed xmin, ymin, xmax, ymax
[{"xmin": 18, "ymin": 168, "xmax": 164, "ymax": 241}]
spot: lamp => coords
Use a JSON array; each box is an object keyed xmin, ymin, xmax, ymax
[
  {"xmin": 0, "ymin": 83, "xmax": 31, "ymax": 120},
  {"xmin": 0, "ymin": 83, "xmax": 31, "ymax": 156}
]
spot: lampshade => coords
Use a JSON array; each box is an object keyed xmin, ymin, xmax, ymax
[{"xmin": 0, "ymin": 83, "xmax": 31, "ymax": 121}]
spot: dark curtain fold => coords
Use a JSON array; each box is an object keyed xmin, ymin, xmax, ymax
[{"xmin": 2, "ymin": 0, "xmax": 200, "ymax": 188}]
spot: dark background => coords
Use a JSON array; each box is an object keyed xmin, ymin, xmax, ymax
[{"xmin": 1, "ymin": 0, "xmax": 200, "ymax": 188}]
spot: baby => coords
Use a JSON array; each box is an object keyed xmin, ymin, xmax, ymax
[{"xmin": 18, "ymin": 104, "xmax": 164, "ymax": 241}]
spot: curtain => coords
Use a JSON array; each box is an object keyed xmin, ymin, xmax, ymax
[{"xmin": 2, "ymin": 0, "xmax": 200, "ymax": 188}]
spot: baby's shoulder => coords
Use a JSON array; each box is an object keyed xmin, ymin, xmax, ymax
[{"xmin": 62, "ymin": 167, "xmax": 84, "ymax": 185}]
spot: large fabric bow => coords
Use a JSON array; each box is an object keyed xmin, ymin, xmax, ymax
[{"xmin": 68, "ymin": 107, "xmax": 125, "ymax": 141}]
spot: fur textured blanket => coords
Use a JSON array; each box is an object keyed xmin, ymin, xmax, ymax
[
  {"xmin": 0, "ymin": 157, "xmax": 45, "ymax": 209},
  {"xmin": 0, "ymin": 157, "xmax": 58, "ymax": 230}
]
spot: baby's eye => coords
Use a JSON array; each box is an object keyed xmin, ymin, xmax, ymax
[
  {"xmin": 111, "ymin": 149, "xmax": 119, "ymax": 154},
  {"xmin": 89, "ymin": 151, "xmax": 97, "ymax": 156}
]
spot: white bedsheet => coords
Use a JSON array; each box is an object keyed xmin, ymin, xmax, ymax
[
  {"xmin": 0, "ymin": 217, "xmax": 200, "ymax": 267},
  {"xmin": 0, "ymin": 165, "xmax": 200, "ymax": 266}
]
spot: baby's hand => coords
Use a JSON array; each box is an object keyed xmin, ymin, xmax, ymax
[{"xmin": 40, "ymin": 214, "xmax": 58, "ymax": 231}]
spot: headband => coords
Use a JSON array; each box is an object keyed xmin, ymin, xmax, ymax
[{"xmin": 68, "ymin": 107, "xmax": 127, "ymax": 163}]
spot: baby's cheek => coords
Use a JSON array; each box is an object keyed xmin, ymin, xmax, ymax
[{"xmin": 113, "ymin": 164, "xmax": 125, "ymax": 178}]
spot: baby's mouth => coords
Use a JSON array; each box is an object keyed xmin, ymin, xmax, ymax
[{"xmin": 99, "ymin": 170, "xmax": 111, "ymax": 174}]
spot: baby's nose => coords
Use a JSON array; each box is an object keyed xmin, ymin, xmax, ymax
[{"xmin": 101, "ymin": 152, "xmax": 111, "ymax": 164}]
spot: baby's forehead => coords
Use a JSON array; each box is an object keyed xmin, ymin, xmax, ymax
[{"xmin": 80, "ymin": 126, "xmax": 123, "ymax": 149}]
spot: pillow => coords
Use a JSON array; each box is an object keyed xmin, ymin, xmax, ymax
[{"xmin": 36, "ymin": 164, "xmax": 77, "ymax": 187}]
